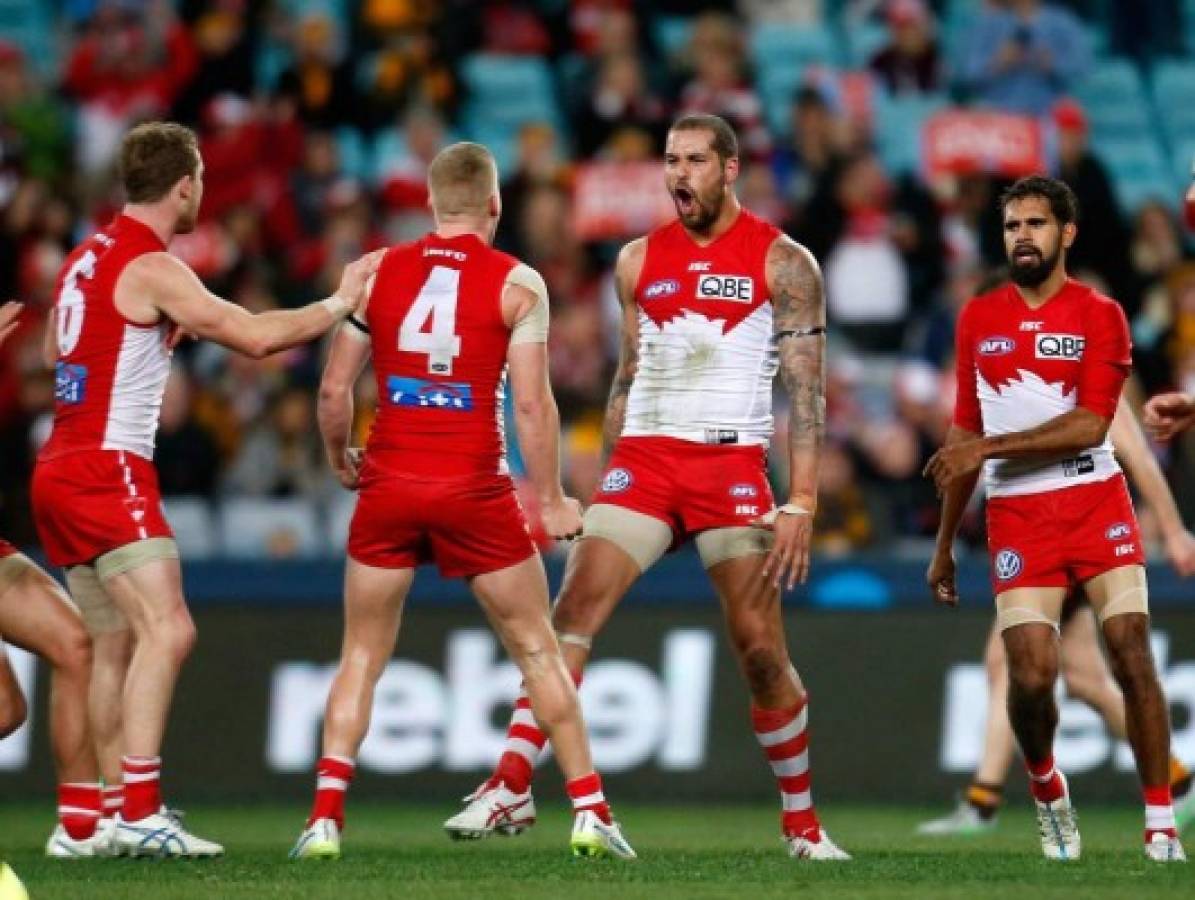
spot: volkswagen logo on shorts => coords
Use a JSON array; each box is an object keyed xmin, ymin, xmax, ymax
[
  {"xmin": 1106, "ymin": 523, "xmax": 1131, "ymax": 541},
  {"xmin": 994, "ymin": 549, "xmax": 1023, "ymax": 581},
  {"xmin": 600, "ymin": 468, "xmax": 632, "ymax": 493},
  {"xmin": 729, "ymin": 484, "xmax": 757, "ymax": 498}
]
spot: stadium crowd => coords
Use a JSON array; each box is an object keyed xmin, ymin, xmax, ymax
[{"xmin": 1, "ymin": 0, "xmax": 1194, "ymax": 557}]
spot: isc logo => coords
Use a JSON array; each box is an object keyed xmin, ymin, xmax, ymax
[
  {"xmin": 978, "ymin": 337, "xmax": 1015, "ymax": 355},
  {"xmin": 1035, "ymin": 333, "xmax": 1085, "ymax": 360},
  {"xmin": 696, "ymin": 274, "xmax": 753, "ymax": 303},
  {"xmin": 1114, "ymin": 543, "xmax": 1137, "ymax": 557}
]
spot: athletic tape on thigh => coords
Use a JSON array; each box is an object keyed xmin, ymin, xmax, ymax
[
  {"xmin": 694, "ymin": 526, "xmax": 774, "ymax": 570},
  {"xmin": 1096, "ymin": 585, "xmax": 1149, "ymax": 623},
  {"xmin": 580, "ymin": 504, "xmax": 671, "ymax": 573},
  {"xmin": 995, "ymin": 606, "xmax": 1060, "ymax": 633},
  {"xmin": 65, "ymin": 564, "xmax": 128, "ymax": 635},
  {"xmin": 94, "ymin": 537, "xmax": 179, "ymax": 582},
  {"xmin": 557, "ymin": 632, "xmax": 593, "ymax": 650}
]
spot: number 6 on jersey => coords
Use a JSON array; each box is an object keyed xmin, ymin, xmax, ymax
[{"xmin": 400, "ymin": 265, "xmax": 462, "ymax": 375}]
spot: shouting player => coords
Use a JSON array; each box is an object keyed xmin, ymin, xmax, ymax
[
  {"xmin": 0, "ymin": 301, "xmax": 107, "ymax": 857},
  {"xmin": 289, "ymin": 142, "xmax": 634, "ymax": 861},
  {"xmin": 32, "ymin": 122, "xmax": 381, "ymax": 858},
  {"xmin": 926, "ymin": 175, "xmax": 1186, "ymax": 862},
  {"xmin": 446, "ymin": 114, "xmax": 848, "ymax": 860},
  {"xmin": 919, "ymin": 396, "xmax": 1195, "ymax": 835}
]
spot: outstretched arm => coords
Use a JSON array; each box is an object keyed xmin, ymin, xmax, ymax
[
  {"xmin": 761, "ymin": 235, "xmax": 825, "ymax": 589},
  {"xmin": 601, "ymin": 238, "xmax": 645, "ymax": 461}
]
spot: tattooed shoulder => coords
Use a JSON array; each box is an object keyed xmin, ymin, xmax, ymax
[{"xmin": 766, "ymin": 235, "xmax": 825, "ymax": 331}]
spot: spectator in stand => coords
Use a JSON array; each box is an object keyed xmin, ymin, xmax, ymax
[
  {"xmin": 155, "ymin": 366, "xmax": 223, "ymax": 498},
  {"xmin": 959, "ymin": 0, "xmax": 1090, "ymax": 116},
  {"xmin": 356, "ymin": 28, "xmax": 456, "ymax": 132},
  {"xmin": 678, "ymin": 13, "xmax": 772, "ymax": 161},
  {"xmin": 494, "ymin": 122, "xmax": 570, "ymax": 259},
  {"xmin": 172, "ymin": 0, "xmax": 259, "ymax": 123},
  {"xmin": 0, "ymin": 42, "xmax": 71, "ymax": 188},
  {"xmin": 64, "ymin": 0, "xmax": 199, "ymax": 178},
  {"xmin": 773, "ymin": 85, "xmax": 849, "ymax": 221},
  {"xmin": 813, "ymin": 442, "xmax": 874, "ymax": 555},
  {"xmin": 574, "ymin": 51, "xmax": 669, "ymax": 158},
  {"xmin": 274, "ymin": 10, "xmax": 359, "ymax": 130},
  {"xmin": 287, "ymin": 131, "xmax": 344, "ymax": 241},
  {"xmin": 868, "ymin": 0, "xmax": 945, "ymax": 96},
  {"xmin": 737, "ymin": 0, "xmax": 824, "ymax": 25},
  {"xmin": 1050, "ymin": 98, "xmax": 1137, "ymax": 316},
  {"xmin": 374, "ymin": 106, "xmax": 447, "ymax": 242}
]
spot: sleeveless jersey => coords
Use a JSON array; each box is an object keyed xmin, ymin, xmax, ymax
[
  {"xmin": 40, "ymin": 215, "xmax": 172, "ymax": 463},
  {"xmin": 624, "ymin": 209, "xmax": 782, "ymax": 446},
  {"xmin": 953, "ymin": 279, "xmax": 1131, "ymax": 498},
  {"xmin": 364, "ymin": 232, "xmax": 518, "ymax": 477}
]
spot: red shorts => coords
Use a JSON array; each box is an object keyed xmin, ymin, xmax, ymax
[
  {"xmin": 348, "ymin": 457, "xmax": 535, "ymax": 578},
  {"xmin": 986, "ymin": 475, "xmax": 1145, "ymax": 595},
  {"xmin": 32, "ymin": 450, "xmax": 173, "ymax": 568},
  {"xmin": 593, "ymin": 436, "xmax": 775, "ymax": 539}
]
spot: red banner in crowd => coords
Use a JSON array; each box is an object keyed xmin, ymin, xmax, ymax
[
  {"xmin": 923, "ymin": 110, "xmax": 1045, "ymax": 179},
  {"xmin": 572, "ymin": 162, "xmax": 676, "ymax": 241}
]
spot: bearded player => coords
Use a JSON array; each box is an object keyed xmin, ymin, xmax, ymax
[
  {"xmin": 33, "ymin": 122, "xmax": 381, "ymax": 857},
  {"xmin": 446, "ymin": 114, "xmax": 848, "ymax": 861},
  {"xmin": 289, "ymin": 142, "xmax": 634, "ymax": 861},
  {"xmin": 926, "ymin": 175, "xmax": 1185, "ymax": 862}
]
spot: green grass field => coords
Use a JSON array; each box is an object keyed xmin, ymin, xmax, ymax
[{"xmin": 0, "ymin": 804, "xmax": 1188, "ymax": 899}]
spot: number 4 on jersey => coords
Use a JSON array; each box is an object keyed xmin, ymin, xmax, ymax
[{"xmin": 400, "ymin": 265, "xmax": 462, "ymax": 376}]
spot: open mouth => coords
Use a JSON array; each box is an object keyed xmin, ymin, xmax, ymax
[
  {"xmin": 1013, "ymin": 245, "xmax": 1040, "ymax": 264},
  {"xmin": 674, "ymin": 186, "xmax": 697, "ymax": 216}
]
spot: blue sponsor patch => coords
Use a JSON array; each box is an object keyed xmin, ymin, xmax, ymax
[
  {"xmin": 978, "ymin": 336, "xmax": 1015, "ymax": 355},
  {"xmin": 55, "ymin": 362, "xmax": 88, "ymax": 405},
  {"xmin": 994, "ymin": 548, "xmax": 1023, "ymax": 581},
  {"xmin": 386, "ymin": 376, "xmax": 474, "ymax": 411},
  {"xmin": 643, "ymin": 278, "xmax": 680, "ymax": 300}
]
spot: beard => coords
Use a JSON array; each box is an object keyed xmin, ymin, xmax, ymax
[
  {"xmin": 1007, "ymin": 242, "xmax": 1061, "ymax": 287},
  {"xmin": 673, "ymin": 184, "xmax": 723, "ymax": 233}
]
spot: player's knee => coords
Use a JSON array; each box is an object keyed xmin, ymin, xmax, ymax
[
  {"xmin": 740, "ymin": 644, "xmax": 786, "ymax": 696},
  {"xmin": 54, "ymin": 624, "xmax": 94, "ymax": 677},
  {"xmin": 1008, "ymin": 658, "xmax": 1054, "ymax": 697},
  {"xmin": 0, "ymin": 689, "xmax": 27, "ymax": 738},
  {"xmin": 551, "ymin": 590, "xmax": 601, "ymax": 637},
  {"xmin": 161, "ymin": 613, "xmax": 196, "ymax": 665}
]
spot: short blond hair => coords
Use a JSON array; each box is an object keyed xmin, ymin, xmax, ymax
[{"xmin": 427, "ymin": 142, "xmax": 497, "ymax": 216}]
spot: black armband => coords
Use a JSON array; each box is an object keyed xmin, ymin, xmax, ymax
[
  {"xmin": 346, "ymin": 314, "xmax": 370, "ymax": 335},
  {"xmin": 775, "ymin": 326, "xmax": 826, "ymax": 340}
]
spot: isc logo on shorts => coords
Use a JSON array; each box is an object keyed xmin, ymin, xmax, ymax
[
  {"xmin": 1035, "ymin": 333, "xmax": 1085, "ymax": 360},
  {"xmin": 696, "ymin": 274, "xmax": 753, "ymax": 303},
  {"xmin": 978, "ymin": 337, "xmax": 1015, "ymax": 355},
  {"xmin": 1106, "ymin": 523, "xmax": 1131, "ymax": 540},
  {"xmin": 600, "ymin": 468, "xmax": 633, "ymax": 493},
  {"xmin": 644, "ymin": 279, "xmax": 680, "ymax": 300},
  {"xmin": 994, "ymin": 549, "xmax": 1023, "ymax": 581}
]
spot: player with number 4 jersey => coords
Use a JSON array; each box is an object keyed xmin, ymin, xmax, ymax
[{"xmin": 291, "ymin": 142, "xmax": 633, "ymax": 862}]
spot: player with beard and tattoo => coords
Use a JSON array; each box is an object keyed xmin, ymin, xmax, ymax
[
  {"xmin": 926, "ymin": 176, "xmax": 1186, "ymax": 862},
  {"xmin": 445, "ymin": 114, "xmax": 849, "ymax": 861}
]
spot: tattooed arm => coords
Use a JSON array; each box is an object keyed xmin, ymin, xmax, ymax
[
  {"xmin": 602, "ymin": 238, "xmax": 646, "ymax": 460},
  {"xmin": 761, "ymin": 235, "xmax": 826, "ymax": 589}
]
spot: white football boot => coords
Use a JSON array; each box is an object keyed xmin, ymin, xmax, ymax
[
  {"xmin": 916, "ymin": 799, "xmax": 997, "ymax": 836},
  {"xmin": 1144, "ymin": 832, "xmax": 1187, "ymax": 862},
  {"xmin": 1034, "ymin": 774, "xmax": 1081, "ymax": 861},
  {"xmin": 290, "ymin": 817, "xmax": 341, "ymax": 860},
  {"xmin": 785, "ymin": 828, "xmax": 852, "ymax": 860},
  {"xmin": 113, "ymin": 807, "xmax": 224, "ymax": 858},
  {"xmin": 443, "ymin": 780, "xmax": 536, "ymax": 840},
  {"xmin": 570, "ymin": 809, "xmax": 637, "ymax": 859},
  {"xmin": 44, "ymin": 822, "xmax": 110, "ymax": 859}
]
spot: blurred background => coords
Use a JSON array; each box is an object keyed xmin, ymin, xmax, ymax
[{"xmin": 2, "ymin": 0, "xmax": 1195, "ymax": 805}]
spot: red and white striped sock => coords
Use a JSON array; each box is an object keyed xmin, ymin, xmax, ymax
[
  {"xmin": 58, "ymin": 782, "xmax": 101, "ymax": 840},
  {"xmin": 566, "ymin": 773, "xmax": 612, "ymax": 825},
  {"xmin": 308, "ymin": 755, "xmax": 355, "ymax": 828},
  {"xmin": 101, "ymin": 784, "xmax": 123, "ymax": 819},
  {"xmin": 121, "ymin": 756, "xmax": 161, "ymax": 822},
  {"xmin": 752, "ymin": 699, "xmax": 821, "ymax": 839},
  {"xmin": 493, "ymin": 673, "xmax": 582, "ymax": 794},
  {"xmin": 1025, "ymin": 754, "xmax": 1066, "ymax": 804},
  {"xmin": 1144, "ymin": 784, "xmax": 1177, "ymax": 842}
]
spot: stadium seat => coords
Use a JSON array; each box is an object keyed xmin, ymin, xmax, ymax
[
  {"xmin": 326, "ymin": 490, "xmax": 357, "ymax": 549},
  {"xmin": 0, "ymin": 0, "xmax": 54, "ymax": 76},
  {"xmin": 651, "ymin": 15, "xmax": 694, "ymax": 60},
  {"xmin": 335, "ymin": 126, "xmax": 371, "ymax": 182},
  {"xmin": 161, "ymin": 497, "xmax": 217, "ymax": 560},
  {"xmin": 874, "ymin": 92, "xmax": 949, "ymax": 175},
  {"xmin": 844, "ymin": 21, "xmax": 888, "ymax": 68},
  {"xmin": 1094, "ymin": 136, "xmax": 1177, "ymax": 212},
  {"xmin": 749, "ymin": 23, "xmax": 841, "ymax": 72},
  {"xmin": 218, "ymin": 498, "xmax": 323, "ymax": 559},
  {"xmin": 1151, "ymin": 60, "xmax": 1195, "ymax": 142},
  {"xmin": 1074, "ymin": 57, "xmax": 1145, "ymax": 109}
]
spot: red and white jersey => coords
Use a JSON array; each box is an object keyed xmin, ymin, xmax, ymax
[
  {"xmin": 40, "ymin": 215, "xmax": 172, "ymax": 463},
  {"xmin": 953, "ymin": 279, "xmax": 1131, "ymax": 498},
  {"xmin": 625, "ymin": 209, "xmax": 782, "ymax": 446},
  {"xmin": 363, "ymin": 232, "xmax": 522, "ymax": 478}
]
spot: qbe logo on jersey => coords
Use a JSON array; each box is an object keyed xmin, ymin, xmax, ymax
[
  {"xmin": 386, "ymin": 376, "xmax": 473, "ymax": 411},
  {"xmin": 994, "ymin": 548, "xmax": 1023, "ymax": 581},
  {"xmin": 1035, "ymin": 333, "xmax": 1085, "ymax": 360},
  {"xmin": 696, "ymin": 274, "xmax": 753, "ymax": 304}
]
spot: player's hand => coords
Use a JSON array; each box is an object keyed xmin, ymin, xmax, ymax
[
  {"xmin": 0, "ymin": 301, "xmax": 23, "ymax": 348},
  {"xmin": 754, "ymin": 506, "xmax": 814, "ymax": 591},
  {"xmin": 923, "ymin": 440, "xmax": 985, "ymax": 494},
  {"xmin": 1164, "ymin": 528, "xmax": 1195, "ymax": 577},
  {"xmin": 334, "ymin": 249, "xmax": 386, "ymax": 313},
  {"xmin": 927, "ymin": 548, "xmax": 959, "ymax": 608},
  {"xmin": 333, "ymin": 447, "xmax": 364, "ymax": 490},
  {"xmin": 540, "ymin": 496, "xmax": 584, "ymax": 541},
  {"xmin": 1143, "ymin": 392, "xmax": 1195, "ymax": 442}
]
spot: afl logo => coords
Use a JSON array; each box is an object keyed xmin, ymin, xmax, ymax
[
  {"xmin": 1106, "ymin": 523, "xmax": 1131, "ymax": 540},
  {"xmin": 978, "ymin": 337, "xmax": 1015, "ymax": 356},
  {"xmin": 644, "ymin": 279, "xmax": 679, "ymax": 300},
  {"xmin": 600, "ymin": 468, "xmax": 633, "ymax": 494},
  {"xmin": 994, "ymin": 549, "xmax": 1023, "ymax": 581},
  {"xmin": 729, "ymin": 484, "xmax": 758, "ymax": 498}
]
